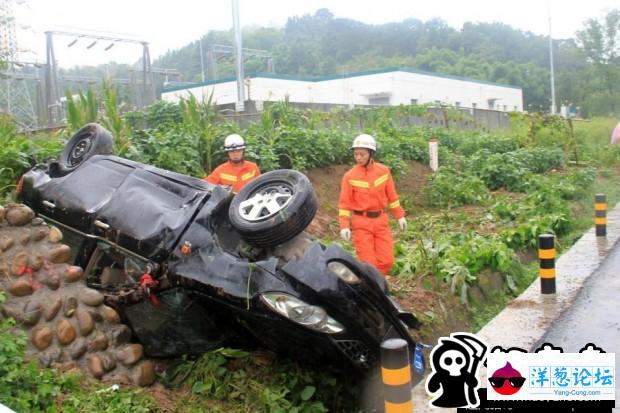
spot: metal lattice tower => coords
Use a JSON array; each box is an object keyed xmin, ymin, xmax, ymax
[{"xmin": 0, "ymin": 0, "xmax": 38, "ymax": 129}]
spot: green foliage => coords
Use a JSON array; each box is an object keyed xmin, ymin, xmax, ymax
[
  {"xmin": 424, "ymin": 166, "xmax": 489, "ymax": 207},
  {"xmin": 0, "ymin": 116, "xmax": 63, "ymax": 201},
  {"xmin": 144, "ymin": 101, "xmax": 183, "ymax": 129},
  {"xmin": 179, "ymin": 92, "xmax": 222, "ymax": 174},
  {"xmin": 465, "ymin": 150, "xmax": 530, "ymax": 191},
  {"xmin": 513, "ymin": 147, "xmax": 565, "ymax": 173},
  {"xmin": 164, "ymin": 348, "xmax": 355, "ymax": 412},
  {"xmin": 61, "ymin": 386, "xmax": 158, "ymax": 413},
  {"xmin": 100, "ymin": 81, "xmax": 132, "ymax": 155},
  {"xmin": 0, "ymin": 304, "xmax": 67, "ymax": 412},
  {"xmin": 64, "ymin": 88, "xmax": 98, "ymax": 132},
  {"xmin": 126, "ymin": 127, "xmax": 205, "ymax": 176},
  {"xmin": 456, "ymin": 134, "xmax": 518, "ymax": 156},
  {"xmin": 393, "ymin": 227, "xmax": 522, "ymax": 304}
]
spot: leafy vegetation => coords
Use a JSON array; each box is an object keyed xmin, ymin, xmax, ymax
[
  {"xmin": 1, "ymin": 97, "xmax": 619, "ymax": 411},
  {"xmin": 161, "ymin": 348, "xmax": 356, "ymax": 412}
]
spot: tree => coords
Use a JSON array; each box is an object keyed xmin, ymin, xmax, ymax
[{"xmin": 576, "ymin": 9, "xmax": 620, "ymax": 115}]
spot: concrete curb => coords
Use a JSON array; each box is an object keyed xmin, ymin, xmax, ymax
[{"xmin": 409, "ymin": 202, "xmax": 620, "ymax": 412}]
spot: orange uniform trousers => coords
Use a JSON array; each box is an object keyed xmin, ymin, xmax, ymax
[{"xmin": 351, "ymin": 212, "xmax": 394, "ymax": 275}]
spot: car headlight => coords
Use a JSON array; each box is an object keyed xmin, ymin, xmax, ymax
[
  {"xmin": 327, "ymin": 261, "xmax": 361, "ymax": 285},
  {"xmin": 260, "ymin": 292, "xmax": 344, "ymax": 334}
]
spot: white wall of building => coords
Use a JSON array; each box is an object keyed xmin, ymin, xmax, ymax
[{"xmin": 162, "ymin": 69, "xmax": 523, "ymax": 112}]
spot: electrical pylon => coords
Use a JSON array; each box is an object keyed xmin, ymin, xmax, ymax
[{"xmin": 0, "ymin": 0, "xmax": 38, "ymax": 130}]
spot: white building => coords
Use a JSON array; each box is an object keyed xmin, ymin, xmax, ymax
[{"xmin": 161, "ymin": 68, "xmax": 523, "ymax": 112}]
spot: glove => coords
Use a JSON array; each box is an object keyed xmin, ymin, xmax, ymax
[
  {"xmin": 340, "ymin": 228, "xmax": 351, "ymax": 241},
  {"xmin": 398, "ymin": 217, "xmax": 407, "ymax": 231}
]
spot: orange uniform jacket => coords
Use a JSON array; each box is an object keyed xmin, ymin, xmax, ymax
[
  {"xmin": 205, "ymin": 160, "xmax": 261, "ymax": 193},
  {"xmin": 338, "ymin": 161, "xmax": 405, "ymax": 229}
]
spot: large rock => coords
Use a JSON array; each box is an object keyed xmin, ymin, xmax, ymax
[
  {"xmin": 131, "ymin": 360, "xmax": 156, "ymax": 386},
  {"xmin": 56, "ymin": 319, "xmax": 77, "ymax": 345},
  {"xmin": 63, "ymin": 296, "xmax": 78, "ymax": 317},
  {"xmin": 48, "ymin": 226, "xmax": 63, "ymax": 242},
  {"xmin": 22, "ymin": 301, "xmax": 42, "ymax": 326},
  {"xmin": 88, "ymin": 332, "xmax": 109, "ymax": 352},
  {"xmin": 10, "ymin": 252, "xmax": 29, "ymax": 276},
  {"xmin": 68, "ymin": 338, "xmax": 88, "ymax": 360},
  {"xmin": 116, "ymin": 343, "xmax": 144, "ymax": 366},
  {"xmin": 9, "ymin": 278, "xmax": 33, "ymax": 296},
  {"xmin": 76, "ymin": 309, "xmax": 95, "ymax": 336},
  {"xmin": 0, "ymin": 236, "xmax": 14, "ymax": 252},
  {"xmin": 5, "ymin": 205, "xmax": 35, "ymax": 226},
  {"xmin": 43, "ymin": 297, "xmax": 63, "ymax": 321},
  {"xmin": 32, "ymin": 228, "xmax": 49, "ymax": 241},
  {"xmin": 32, "ymin": 327, "xmax": 54, "ymax": 351},
  {"xmin": 48, "ymin": 245, "xmax": 72, "ymax": 264},
  {"xmin": 101, "ymin": 305, "xmax": 120, "ymax": 323},
  {"xmin": 87, "ymin": 356, "xmax": 105, "ymax": 379},
  {"xmin": 64, "ymin": 266, "xmax": 84, "ymax": 283},
  {"xmin": 79, "ymin": 288, "xmax": 105, "ymax": 306}
]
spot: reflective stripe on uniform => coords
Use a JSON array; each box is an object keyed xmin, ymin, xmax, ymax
[
  {"xmin": 339, "ymin": 209, "xmax": 351, "ymax": 217},
  {"xmin": 388, "ymin": 200, "xmax": 400, "ymax": 209},
  {"xmin": 374, "ymin": 174, "xmax": 388, "ymax": 187},
  {"xmin": 241, "ymin": 171, "xmax": 256, "ymax": 181},
  {"xmin": 349, "ymin": 179, "xmax": 370, "ymax": 188},
  {"xmin": 220, "ymin": 173, "xmax": 237, "ymax": 182}
]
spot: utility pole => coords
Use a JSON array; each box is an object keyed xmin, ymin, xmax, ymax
[
  {"xmin": 548, "ymin": 10, "xmax": 556, "ymax": 114},
  {"xmin": 231, "ymin": 0, "xmax": 245, "ymax": 112},
  {"xmin": 199, "ymin": 37, "xmax": 205, "ymax": 83}
]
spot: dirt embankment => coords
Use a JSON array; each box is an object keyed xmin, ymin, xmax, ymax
[{"xmin": 304, "ymin": 161, "xmax": 433, "ymax": 239}]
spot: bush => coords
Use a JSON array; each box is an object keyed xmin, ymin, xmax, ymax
[
  {"xmin": 465, "ymin": 150, "xmax": 530, "ymax": 191},
  {"xmin": 456, "ymin": 134, "xmax": 518, "ymax": 156},
  {"xmin": 424, "ymin": 166, "xmax": 489, "ymax": 207},
  {"xmin": 513, "ymin": 147, "xmax": 565, "ymax": 173}
]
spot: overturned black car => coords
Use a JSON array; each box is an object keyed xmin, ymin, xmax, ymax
[{"xmin": 17, "ymin": 123, "xmax": 419, "ymax": 374}]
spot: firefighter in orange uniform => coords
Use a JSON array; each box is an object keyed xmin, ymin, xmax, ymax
[
  {"xmin": 205, "ymin": 134, "xmax": 261, "ymax": 193},
  {"xmin": 338, "ymin": 134, "xmax": 407, "ymax": 276}
]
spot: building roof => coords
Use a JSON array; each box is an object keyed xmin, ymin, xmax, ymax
[{"xmin": 161, "ymin": 66, "xmax": 522, "ymax": 93}]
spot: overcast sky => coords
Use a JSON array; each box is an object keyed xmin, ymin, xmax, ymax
[{"xmin": 12, "ymin": 0, "xmax": 618, "ymax": 68}]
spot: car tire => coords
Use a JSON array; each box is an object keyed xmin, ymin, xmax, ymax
[
  {"xmin": 58, "ymin": 123, "xmax": 114, "ymax": 174},
  {"xmin": 228, "ymin": 169, "xmax": 318, "ymax": 247}
]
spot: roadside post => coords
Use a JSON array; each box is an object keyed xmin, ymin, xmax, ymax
[
  {"xmin": 429, "ymin": 139, "xmax": 438, "ymax": 172},
  {"xmin": 595, "ymin": 194, "xmax": 607, "ymax": 237},
  {"xmin": 538, "ymin": 234, "xmax": 556, "ymax": 294},
  {"xmin": 381, "ymin": 338, "xmax": 413, "ymax": 412}
]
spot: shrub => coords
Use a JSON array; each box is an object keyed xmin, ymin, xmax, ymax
[{"xmin": 424, "ymin": 166, "xmax": 489, "ymax": 207}]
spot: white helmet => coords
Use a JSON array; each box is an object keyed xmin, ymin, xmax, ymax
[
  {"xmin": 224, "ymin": 134, "xmax": 246, "ymax": 152},
  {"xmin": 351, "ymin": 134, "xmax": 377, "ymax": 151}
]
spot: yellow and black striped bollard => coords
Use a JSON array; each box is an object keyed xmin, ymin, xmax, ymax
[
  {"xmin": 381, "ymin": 338, "xmax": 413, "ymax": 413},
  {"xmin": 539, "ymin": 234, "xmax": 556, "ymax": 294},
  {"xmin": 595, "ymin": 194, "xmax": 607, "ymax": 237}
]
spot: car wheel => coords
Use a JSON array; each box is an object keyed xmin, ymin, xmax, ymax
[
  {"xmin": 59, "ymin": 123, "xmax": 114, "ymax": 174},
  {"xmin": 228, "ymin": 169, "xmax": 318, "ymax": 247}
]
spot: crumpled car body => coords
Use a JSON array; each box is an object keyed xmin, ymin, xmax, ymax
[{"xmin": 18, "ymin": 152, "xmax": 419, "ymax": 373}]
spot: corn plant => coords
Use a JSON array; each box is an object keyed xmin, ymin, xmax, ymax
[
  {"xmin": 64, "ymin": 88, "xmax": 98, "ymax": 132},
  {"xmin": 179, "ymin": 92, "xmax": 220, "ymax": 174},
  {"xmin": 101, "ymin": 80, "xmax": 132, "ymax": 155}
]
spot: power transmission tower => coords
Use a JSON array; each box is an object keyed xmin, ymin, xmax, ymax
[{"xmin": 0, "ymin": 0, "xmax": 38, "ymax": 130}]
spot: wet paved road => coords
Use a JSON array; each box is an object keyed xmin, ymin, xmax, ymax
[{"xmin": 537, "ymin": 240, "xmax": 620, "ymax": 410}]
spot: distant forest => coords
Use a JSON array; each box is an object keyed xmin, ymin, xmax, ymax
[{"xmin": 65, "ymin": 8, "xmax": 620, "ymax": 116}]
